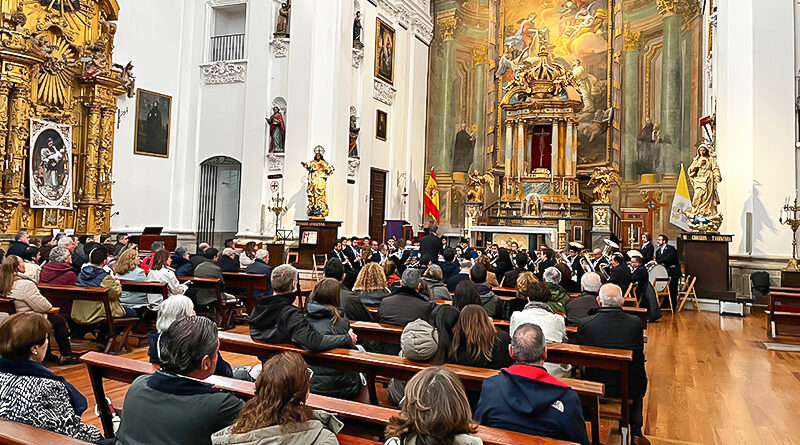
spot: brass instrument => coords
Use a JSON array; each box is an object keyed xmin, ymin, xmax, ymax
[{"xmin": 580, "ymin": 250, "xmax": 594, "ymax": 273}]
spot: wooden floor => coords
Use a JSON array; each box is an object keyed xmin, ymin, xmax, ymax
[{"xmin": 50, "ymin": 308, "xmax": 800, "ymax": 445}]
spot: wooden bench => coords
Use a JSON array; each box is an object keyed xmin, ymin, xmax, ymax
[
  {"xmin": 80, "ymin": 352, "xmax": 577, "ymax": 445},
  {"xmin": 37, "ymin": 283, "xmax": 137, "ymax": 354},
  {"xmin": 0, "ymin": 419, "xmax": 92, "ymax": 445},
  {"xmin": 767, "ymin": 287, "xmax": 800, "ymax": 338},
  {"xmin": 0, "ymin": 297, "xmax": 16, "ymax": 315},
  {"xmin": 177, "ymin": 276, "xmax": 238, "ymax": 329},
  {"xmin": 118, "ymin": 280, "xmax": 169, "ymax": 302},
  {"xmin": 221, "ymin": 271, "xmax": 268, "ymax": 314}
]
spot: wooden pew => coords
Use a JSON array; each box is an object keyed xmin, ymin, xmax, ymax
[
  {"xmin": 37, "ymin": 283, "xmax": 137, "ymax": 354},
  {"xmin": 118, "ymin": 280, "xmax": 169, "ymax": 302},
  {"xmin": 217, "ymin": 332, "xmax": 604, "ymax": 445},
  {"xmin": 0, "ymin": 419, "xmax": 92, "ymax": 445},
  {"xmin": 177, "ymin": 276, "xmax": 238, "ymax": 329},
  {"xmin": 80, "ymin": 352, "xmax": 577, "ymax": 445},
  {"xmin": 221, "ymin": 271, "xmax": 268, "ymax": 314},
  {"xmin": 0, "ymin": 297, "xmax": 16, "ymax": 315},
  {"xmin": 766, "ymin": 287, "xmax": 800, "ymax": 338}
]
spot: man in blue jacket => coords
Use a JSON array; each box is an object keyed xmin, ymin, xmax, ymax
[
  {"xmin": 474, "ymin": 323, "xmax": 590, "ymax": 445},
  {"xmin": 244, "ymin": 249, "xmax": 272, "ymax": 297}
]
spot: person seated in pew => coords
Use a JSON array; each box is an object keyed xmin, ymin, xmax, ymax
[
  {"xmin": 378, "ymin": 268, "xmax": 435, "ymax": 328},
  {"xmin": 244, "ymin": 249, "xmax": 273, "ymax": 297},
  {"xmin": 421, "ymin": 264, "xmax": 451, "ymax": 301},
  {"xmin": 20, "ymin": 246, "xmax": 40, "ymax": 282},
  {"xmin": 6, "ymin": 230, "xmax": 30, "ymax": 258},
  {"xmin": 565, "ymin": 272, "xmax": 602, "ymax": 325},
  {"xmin": 114, "ymin": 249, "xmax": 156, "ymax": 319},
  {"xmin": 500, "ymin": 253, "xmax": 528, "ymax": 289},
  {"xmin": 0, "ymin": 313, "xmax": 102, "ymax": 442},
  {"xmin": 238, "ymin": 241, "xmax": 258, "ymax": 268},
  {"xmin": 439, "ymin": 248, "xmax": 459, "ymax": 281},
  {"xmin": 577, "ymin": 283, "xmax": 648, "ymax": 445},
  {"xmin": 326, "ymin": 258, "xmax": 372, "ymax": 322},
  {"xmin": 147, "ymin": 295, "xmax": 252, "ymax": 381},
  {"xmin": 170, "ymin": 246, "xmax": 195, "ymax": 277},
  {"xmin": 217, "ymin": 248, "xmax": 241, "ymax": 273},
  {"xmin": 475, "ymin": 255, "xmax": 499, "ymax": 287},
  {"xmin": 139, "ymin": 240, "xmax": 164, "ymax": 275},
  {"xmin": 212, "ymin": 352, "xmax": 344, "ymax": 445},
  {"xmin": 541, "ymin": 267, "xmax": 569, "ymax": 313},
  {"xmin": 194, "ymin": 248, "xmax": 231, "ymax": 311},
  {"xmin": 445, "ymin": 259, "xmax": 472, "ymax": 292},
  {"xmin": 448, "ymin": 305, "xmax": 513, "ymax": 371},
  {"xmin": 554, "ymin": 263, "xmax": 581, "ymax": 294},
  {"xmin": 500, "ymin": 271, "xmax": 536, "ymax": 320},
  {"xmin": 73, "ymin": 247, "xmax": 136, "ymax": 352},
  {"xmin": 353, "ymin": 261, "xmax": 393, "ymax": 307},
  {"xmin": 385, "ymin": 366, "xmax": 482, "ymax": 445},
  {"xmin": 147, "ymin": 250, "xmax": 188, "ymax": 304},
  {"xmin": 191, "ymin": 242, "xmax": 211, "ymax": 268},
  {"xmin": 250, "ymin": 264, "xmax": 357, "ymax": 352},
  {"xmin": 470, "ymin": 264, "xmax": 500, "ymax": 318},
  {"xmin": 474, "ymin": 323, "xmax": 589, "ymax": 445},
  {"xmin": 0, "ymin": 256, "xmax": 78, "ymax": 365},
  {"xmin": 38, "ymin": 246, "xmax": 77, "ymax": 315},
  {"xmin": 384, "ymin": 261, "xmax": 402, "ymax": 291},
  {"xmin": 117, "ymin": 316, "xmax": 246, "ymax": 445},
  {"xmin": 452, "ymin": 280, "xmax": 480, "ymax": 311},
  {"xmin": 509, "ymin": 282, "xmax": 571, "ymax": 378},
  {"xmin": 304, "ymin": 278, "xmax": 363, "ymax": 400}
]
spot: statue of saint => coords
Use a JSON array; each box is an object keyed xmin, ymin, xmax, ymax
[
  {"xmin": 452, "ymin": 124, "xmax": 476, "ymax": 172},
  {"xmin": 275, "ymin": 2, "xmax": 290, "ymax": 37},
  {"xmin": 353, "ymin": 11, "xmax": 363, "ymax": 48},
  {"xmin": 466, "ymin": 170, "xmax": 495, "ymax": 202},
  {"xmin": 348, "ymin": 115, "xmax": 360, "ymax": 157},
  {"xmin": 687, "ymin": 143, "xmax": 722, "ymax": 229},
  {"xmin": 301, "ymin": 146, "xmax": 335, "ymax": 218},
  {"xmin": 587, "ymin": 166, "xmax": 621, "ymax": 204},
  {"xmin": 266, "ymin": 106, "xmax": 285, "ymax": 153}
]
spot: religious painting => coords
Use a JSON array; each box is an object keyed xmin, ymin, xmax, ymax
[
  {"xmin": 134, "ymin": 89, "xmax": 171, "ymax": 158},
  {"xmin": 376, "ymin": 109, "xmax": 387, "ymax": 141},
  {"xmin": 374, "ymin": 18, "xmax": 395, "ymax": 85},
  {"xmin": 29, "ymin": 119, "xmax": 73, "ymax": 209}
]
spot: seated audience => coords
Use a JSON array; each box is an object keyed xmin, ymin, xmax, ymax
[
  {"xmin": 421, "ymin": 264, "xmax": 451, "ymax": 301},
  {"xmin": 194, "ymin": 248, "xmax": 224, "ymax": 308},
  {"xmin": 452, "ymin": 280, "xmax": 481, "ymax": 311},
  {"xmin": 114, "ymin": 233, "xmax": 128, "ymax": 256},
  {"xmin": 384, "ymin": 260, "xmax": 402, "ymax": 290},
  {"xmin": 470, "ymin": 263, "xmax": 499, "ymax": 317},
  {"xmin": 353, "ymin": 261, "xmax": 392, "ymax": 307},
  {"xmin": 445, "ymin": 259, "xmax": 472, "ymax": 291},
  {"xmin": 39, "ymin": 246, "xmax": 77, "ymax": 314},
  {"xmin": 250, "ymin": 264, "xmax": 356, "ymax": 352},
  {"xmin": 474, "ymin": 323, "xmax": 589, "ymax": 445},
  {"xmin": 385, "ymin": 366, "xmax": 480, "ymax": 445},
  {"xmin": 7, "ymin": 230, "xmax": 30, "ymax": 257},
  {"xmin": 475, "ymin": 255, "xmax": 500, "ymax": 287},
  {"xmin": 565, "ymin": 272, "xmax": 602, "ymax": 324},
  {"xmin": 378, "ymin": 268, "xmax": 434, "ymax": 327},
  {"xmin": 139, "ymin": 240, "xmax": 164, "ymax": 274},
  {"xmin": 217, "ymin": 248, "xmax": 240, "ymax": 272},
  {"xmin": 325, "ymin": 258, "xmax": 372, "ymax": 322},
  {"xmin": 509, "ymin": 281, "xmax": 570, "ymax": 378},
  {"xmin": 244, "ymin": 249, "xmax": 272, "ymax": 297},
  {"xmin": 117, "ymin": 316, "xmax": 246, "ymax": 445},
  {"xmin": 114, "ymin": 249, "xmax": 151, "ymax": 310},
  {"xmin": 542, "ymin": 267, "xmax": 569, "ymax": 313},
  {"xmin": 577, "ymin": 283, "xmax": 648, "ymax": 443},
  {"xmin": 0, "ymin": 313, "xmax": 101, "ymax": 442},
  {"xmin": 20, "ymin": 246, "xmax": 40, "ymax": 282},
  {"xmin": 170, "ymin": 246, "xmax": 195, "ymax": 277},
  {"xmin": 439, "ymin": 248, "xmax": 459, "ymax": 280},
  {"xmin": 191, "ymin": 242, "xmax": 211, "ymax": 268},
  {"xmin": 501, "ymin": 271, "xmax": 536, "ymax": 320},
  {"xmin": 238, "ymin": 241, "xmax": 257, "ymax": 268},
  {"xmin": 38, "ymin": 244, "xmax": 53, "ymax": 265},
  {"xmin": 212, "ymin": 352, "xmax": 343, "ymax": 445},
  {"xmin": 0, "ymin": 256, "xmax": 77, "ymax": 365},
  {"xmin": 147, "ymin": 250, "xmax": 188, "ymax": 302},
  {"xmin": 449, "ymin": 305, "xmax": 513, "ymax": 370},
  {"xmin": 501, "ymin": 253, "xmax": 528, "ymax": 288},
  {"xmin": 304, "ymin": 278, "xmax": 361, "ymax": 399},
  {"xmin": 554, "ymin": 262, "xmax": 581, "ymax": 294}
]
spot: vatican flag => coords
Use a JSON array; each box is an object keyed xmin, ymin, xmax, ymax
[
  {"xmin": 670, "ymin": 164, "xmax": 692, "ymax": 231},
  {"xmin": 424, "ymin": 167, "xmax": 440, "ymax": 223}
]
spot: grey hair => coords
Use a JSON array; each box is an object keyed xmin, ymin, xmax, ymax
[
  {"xmin": 49, "ymin": 246, "xmax": 70, "ymax": 263},
  {"xmin": 175, "ymin": 246, "xmax": 188, "ymax": 257},
  {"xmin": 423, "ymin": 264, "xmax": 443, "ymax": 281},
  {"xmin": 160, "ymin": 316, "xmax": 219, "ymax": 375},
  {"xmin": 271, "ymin": 264, "xmax": 298, "ymax": 293},
  {"xmin": 459, "ymin": 259, "xmax": 472, "ymax": 269},
  {"xmin": 255, "ymin": 249, "xmax": 268, "ymax": 259},
  {"xmin": 401, "ymin": 268, "xmax": 422, "ymax": 289},
  {"xmin": 511, "ymin": 323, "xmax": 546, "ymax": 364},
  {"xmin": 543, "ymin": 266, "xmax": 561, "ymax": 284},
  {"xmin": 599, "ymin": 283, "xmax": 624, "ymax": 307},
  {"xmin": 151, "ymin": 241, "xmax": 165, "ymax": 252},
  {"xmin": 14, "ymin": 230, "xmax": 27, "ymax": 241},
  {"xmin": 156, "ymin": 294, "xmax": 195, "ymax": 333},
  {"xmin": 57, "ymin": 237, "xmax": 72, "ymax": 248},
  {"xmin": 430, "ymin": 225, "xmax": 438, "ymax": 234},
  {"xmin": 581, "ymin": 272, "xmax": 602, "ymax": 292}
]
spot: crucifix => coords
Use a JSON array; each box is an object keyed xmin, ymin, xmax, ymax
[
  {"xmin": 532, "ymin": 126, "xmax": 550, "ymax": 168},
  {"xmin": 633, "ymin": 191, "xmax": 669, "ymax": 235}
]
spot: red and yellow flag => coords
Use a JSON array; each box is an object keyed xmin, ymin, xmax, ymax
[{"xmin": 424, "ymin": 167, "xmax": 440, "ymax": 223}]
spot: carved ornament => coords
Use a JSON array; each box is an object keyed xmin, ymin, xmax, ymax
[
  {"xmin": 270, "ymin": 38, "xmax": 289, "ymax": 58},
  {"xmin": 373, "ymin": 79, "xmax": 397, "ymax": 106},
  {"xmin": 347, "ymin": 158, "xmax": 360, "ymax": 177},
  {"xmin": 200, "ymin": 61, "xmax": 247, "ymax": 84},
  {"xmin": 623, "ymin": 26, "xmax": 640, "ymax": 51},
  {"xmin": 352, "ymin": 48, "xmax": 364, "ymax": 68},
  {"xmin": 267, "ymin": 153, "xmax": 284, "ymax": 171},
  {"xmin": 472, "ymin": 44, "xmax": 488, "ymax": 65}
]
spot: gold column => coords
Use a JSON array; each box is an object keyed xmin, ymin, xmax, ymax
[
  {"xmin": 6, "ymin": 83, "xmax": 30, "ymax": 197},
  {"xmin": 558, "ymin": 122, "xmax": 566, "ymax": 176},
  {"xmin": 503, "ymin": 121, "xmax": 512, "ymax": 172},
  {"xmin": 516, "ymin": 120, "xmax": 525, "ymax": 178},
  {"xmin": 97, "ymin": 105, "xmax": 116, "ymax": 202},
  {"xmin": 84, "ymin": 104, "xmax": 102, "ymax": 201},
  {"xmin": 0, "ymin": 81, "xmax": 10, "ymax": 191}
]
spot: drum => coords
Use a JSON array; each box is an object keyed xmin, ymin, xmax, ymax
[{"xmin": 647, "ymin": 263, "xmax": 668, "ymax": 292}]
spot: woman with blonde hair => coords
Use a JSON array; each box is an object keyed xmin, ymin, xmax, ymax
[
  {"xmin": 385, "ymin": 366, "xmax": 482, "ymax": 445},
  {"xmin": 353, "ymin": 262, "xmax": 391, "ymax": 306},
  {"xmin": 114, "ymin": 248, "xmax": 151, "ymax": 310},
  {"xmin": 449, "ymin": 305, "xmax": 513, "ymax": 370},
  {"xmin": 213, "ymin": 352, "xmax": 343, "ymax": 445},
  {"xmin": 501, "ymin": 271, "xmax": 536, "ymax": 320}
]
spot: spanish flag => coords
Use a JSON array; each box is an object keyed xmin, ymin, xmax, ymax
[{"xmin": 424, "ymin": 167, "xmax": 440, "ymax": 223}]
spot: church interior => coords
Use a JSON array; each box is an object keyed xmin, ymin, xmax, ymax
[{"xmin": 0, "ymin": 0, "xmax": 798, "ymax": 444}]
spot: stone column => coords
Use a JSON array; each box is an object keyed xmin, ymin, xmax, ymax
[
  {"xmin": 472, "ymin": 45, "xmax": 487, "ymax": 171},
  {"xmin": 657, "ymin": 0, "xmax": 684, "ymax": 174},
  {"xmin": 84, "ymin": 104, "xmax": 102, "ymax": 201},
  {"xmin": 623, "ymin": 27, "xmax": 640, "ymax": 180},
  {"xmin": 564, "ymin": 120, "xmax": 574, "ymax": 176},
  {"xmin": 516, "ymin": 120, "xmax": 525, "ymax": 178},
  {"xmin": 6, "ymin": 83, "xmax": 30, "ymax": 197},
  {"xmin": 431, "ymin": 16, "xmax": 458, "ymax": 173}
]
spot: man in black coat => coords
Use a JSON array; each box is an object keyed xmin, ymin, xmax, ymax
[
  {"xmin": 244, "ymin": 249, "xmax": 272, "ymax": 297},
  {"xmin": 565, "ymin": 272, "xmax": 601, "ymax": 325},
  {"xmin": 655, "ymin": 234, "xmax": 681, "ymax": 306},
  {"xmin": 191, "ymin": 242, "xmax": 211, "ymax": 268},
  {"xmin": 577, "ymin": 283, "xmax": 648, "ymax": 443},
  {"xmin": 629, "ymin": 256, "xmax": 649, "ymax": 304},
  {"xmin": 378, "ymin": 268, "xmax": 434, "ymax": 327},
  {"xmin": 344, "ymin": 236, "xmax": 360, "ymax": 263},
  {"xmin": 535, "ymin": 249, "xmax": 556, "ymax": 281},
  {"xmin": 606, "ymin": 254, "xmax": 632, "ymax": 296},
  {"xmin": 419, "ymin": 225, "xmax": 443, "ymax": 262},
  {"xmin": 567, "ymin": 243, "xmax": 585, "ymax": 282},
  {"xmin": 6, "ymin": 230, "xmax": 30, "ymax": 257},
  {"xmin": 328, "ymin": 241, "xmax": 351, "ymax": 269},
  {"xmin": 589, "ymin": 248, "xmax": 608, "ymax": 275},
  {"xmin": 501, "ymin": 252, "xmax": 529, "ymax": 288}
]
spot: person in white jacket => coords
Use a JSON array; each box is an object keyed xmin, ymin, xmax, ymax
[
  {"xmin": 509, "ymin": 280, "xmax": 571, "ymax": 378},
  {"xmin": 146, "ymin": 250, "xmax": 188, "ymax": 303}
]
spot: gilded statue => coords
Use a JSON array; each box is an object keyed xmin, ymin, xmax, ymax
[
  {"xmin": 301, "ymin": 146, "xmax": 334, "ymax": 218},
  {"xmin": 587, "ymin": 167, "xmax": 621, "ymax": 204},
  {"xmin": 686, "ymin": 143, "xmax": 723, "ymax": 232},
  {"xmin": 466, "ymin": 170, "xmax": 495, "ymax": 202}
]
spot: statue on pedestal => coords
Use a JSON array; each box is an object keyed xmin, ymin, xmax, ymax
[
  {"xmin": 266, "ymin": 106, "xmax": 285, "ymax": 153},
  {"xmin": 274, "ymin": 2, "xmax": 290, "ymax": 38},
  {"xmin": 301, "ymin": 146, "xmax": 334, "ymax": 218},
  {"xmin": 353, "ymin": 11, "xmax": 363, "ymax": 49},
  {"xmin": 686, "ymin": 143, "xmax": 723, "ymax": 232}
]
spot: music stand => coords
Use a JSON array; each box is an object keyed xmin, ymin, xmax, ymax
[
  {"xmin": 142, "ymin": 227, "xmax": 163, "ymax": 235},
  {"xmin": 276, "ymin": 229, "xmax": 293, "ymax": 244}
]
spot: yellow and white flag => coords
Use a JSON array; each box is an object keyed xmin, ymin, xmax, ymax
[{"xmin": 670, "ymin": 164, "xmax": 692, "ymax": 231}]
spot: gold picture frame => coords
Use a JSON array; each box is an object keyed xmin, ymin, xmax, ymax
[
  {"xmin": 374, "ymin": 18, "xmax": 395, "ymax": 85},
  {"xmin": 134, "ymin": 88, "xmax": 172, "ymax": 158},
  {"xmin": 376, "ymin": 110, "xmax": 388, "ymax": 141}
]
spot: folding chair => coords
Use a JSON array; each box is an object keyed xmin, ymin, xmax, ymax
[
  {"xmin": 622, "ymin": 282, "xmax": 639, "ymax": 307},
  {"xmin": 677, "ymin": 276, "xmax": 699, "ymax": 312},
  {"xmin": 312, "ymin": 254, "xmax": 327, "ymax": 282},
  {"xmin": 654, "ymin": 277, "xmax": 673, "ymax": 312},
  {"xmin": 286, "ymin": 251, "xmax": 299, "ymax": 264}
]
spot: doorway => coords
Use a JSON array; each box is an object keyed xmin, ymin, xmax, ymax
[
  {"xmin": 368, "ymin": 168, "xmax": 387, "ymax": 241},
  {"xmin": 197, "ymin": 156, "xmax": 242, "ymax": 249}
]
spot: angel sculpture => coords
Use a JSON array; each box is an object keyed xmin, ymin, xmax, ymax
[
  {"xmin": 113, "ymin": 61, "xmax": 136, "ymax": 98},
  {"xmin": 466, "ymin": 170, "xmax": 495, "ymax": 203},
  {"xmin": 587, "ymin": 167, "xmax": 621, "ymax": 204}
]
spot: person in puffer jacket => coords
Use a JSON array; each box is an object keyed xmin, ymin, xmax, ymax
[
  {"xmin": 469, "ymin": 264, "xmax": 499, "ymax": 317},
  {"xmin": 421, "ymin": 265, "xmax": 451, "ymax": 301},
  {"xmin": 170, "ymin": 247, "xmax": 195, "ymax": 277},
  {"xmin": 304, "ymin": 278, "xmax": 362, "ymax": 399}
]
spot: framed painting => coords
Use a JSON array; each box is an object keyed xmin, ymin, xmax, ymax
[
  {"xmin": 29, "ymin": 119, "xmax": 73, "ymax": 209},
  {"xmin": 376, "ymin": 109, "xmax": 387, "ymax": 141},
  {"xmin": 134, "ymin": 89, "xmax": 172, "ymax": 158},
  {"xmin": 374, "ymin": 18, "xmax": 395, "ymax": 85}
]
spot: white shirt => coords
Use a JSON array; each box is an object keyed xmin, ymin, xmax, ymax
[{"xmin": 509, "ymin": 306, "xmax": 572, "ymax": 378}]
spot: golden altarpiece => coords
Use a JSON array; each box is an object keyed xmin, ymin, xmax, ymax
[{"xmin": 0, "ymin": 0, "xmax": 125, "ymax": 241}]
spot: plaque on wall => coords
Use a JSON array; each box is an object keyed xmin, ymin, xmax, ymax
[{"xmin": 29, "ymin": 119, "xmax": 73, "ymax": 209}]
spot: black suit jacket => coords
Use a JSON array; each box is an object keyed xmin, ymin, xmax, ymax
[
  {"xmin": 419, "ymin": 234, "xmax": 443, "ymax": 260},
  {"xmin": 569, "ymin": 255, "xmax": 584, "ymax": 280},
  {"xmin": 328, "ymin": 249, "xmax": 347, "ymax": 263},
  {"xmin": 655, "ymin": 244, "xmax": 680, "ymax": 275},
  {"xmin": 607, "ymin": 264, "xmax": 632, "ymax": 295},
  {"xmin": 343, "ymin": 246, "xmax": 357, "ymax": 262},
  {"xmin": 535, "ymin": 259, "xmax": 556, "ymax": 281},
  {"xmin": 640, "ymin": 243, "xmax": 654, "ymax": 262},
  {"xmin": 630, "ymin": 265, "xmax": 649, "ymax": 299}
]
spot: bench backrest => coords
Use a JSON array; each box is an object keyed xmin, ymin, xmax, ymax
[
  {"xmin": 37, "ymin": 283, "xmax": 114, "ymax": 323},
  {"xmin": 0, "ymin": 419, "xmax": 91, "ymax": 445},
  {"xmin": 0, "ymin": 297, "xmax": 16, "ymax": 314},
  {"xmin": 119, "ymin": 280, "xmax": 168, "ymax": 300}
]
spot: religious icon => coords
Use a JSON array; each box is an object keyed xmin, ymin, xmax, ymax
[
  {"xmin": 275, "ymin": 1, "xmax": 290, "ymax": 38},
  {"xmin": 301, "ymin": 146, "xmax": 335, "ymax": 218},
  {"xmin": 353, "ymin": 11, "xmax": 363, "ymax": 49},
  {"xmin": 686, "ymin": 142, "xmax": 723, "ymax": 232},
  {"xmin": 374, "ymin": 18, "xmax": 395, "ymax": 84},
  {"xmin": 29, "ymin": 119, "xmax": 73, "ymax": 209},
  {"xmin": 348, "ymin": 114, "xmax": 360, "ymax": 157},
  {"xmin": 376, "ymin": 110, "xmax": 387, "ymax": 141},
  {"xmin": 266, "ymin": 106, "xmax": 286, "ymax": 153},
  {"xmin": 134, "ymin": 89, "xmax": 171, "ymax": 158}
]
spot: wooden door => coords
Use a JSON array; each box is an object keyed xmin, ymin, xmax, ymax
[{"xmin": 369, "ymin": 169, "xmax": 387, "ymax": 241}]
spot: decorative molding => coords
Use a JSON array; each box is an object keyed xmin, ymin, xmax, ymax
[
  {"xmin": 270, "ymin": 38, "xmax": 290, "ymax": 58},
  {"xmin": 271, "ymin": 97, "xmax": 287, "ymax": 115},
  {"xmin": 375, "ymin": 0, "xmax": 433, "ymax": 45},
  {"xmin": 472, "ymin": 44, "xmax": 488, "ymax": 65},
  {"xmin": 373, "ymin": 79, "xmax": 397, "ymax": 106},
  {"xmin": 266, "ymin": 153, "xmax": 284, "ymax": 171},
  {"xmin": 438, "ymin": 16, "xmax": 459, "ymax": 41},
  {"xmin": 352, "ymin": 48, "xmax": 364, "ymax": 68},
  {"xmin": 200, "ymin": 61, "xmax": 247, "ymax": 85},
  {"xmin": 347, "ymin": 158, "xmax": 361, "ymax": 177},
  {"xmin": 623, "ymin": 25, "xmax": 640, "ymax": 51},
  {"xmin": 704, "ymin": 53, "xmax": 713, "ymax": 89},
  {"xmin": 413, "ymin": 18, "xmax": 433, "ymax": 44}
]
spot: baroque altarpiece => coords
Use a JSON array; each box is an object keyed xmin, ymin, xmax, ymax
[{"xmin": 0, "ymin": 0, "xmax": 125, "ymax": 238}]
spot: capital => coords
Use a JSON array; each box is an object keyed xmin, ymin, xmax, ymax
[
  {"xmin": 437, "ymin": 16, "xmax": 458, "ymax": 41},
  {"xmin": 472, "ymin": 44, "xmax": 488, "ymax": 65},
  {"xmin": 655, "ymin": 0, "xmax": 695, "ymax": 16},
  {"xmin": 623, "ymin": 25, "xmax": 640, "ymax": 51}
]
